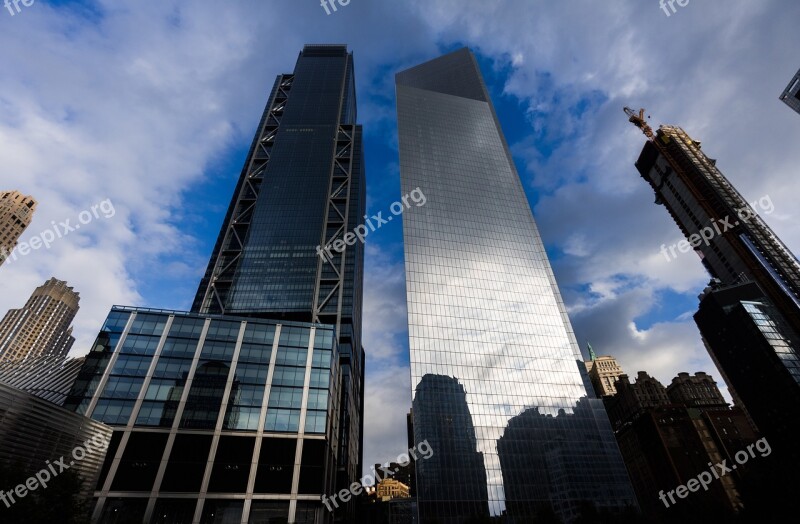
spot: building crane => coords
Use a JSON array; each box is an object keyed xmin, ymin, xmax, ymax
[{"xmin": 623, "ymin": 107, "xmax": 654, "ymax": 139}]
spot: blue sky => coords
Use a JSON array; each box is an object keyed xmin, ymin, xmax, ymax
[{"xmin": 1, "ymin": 0, "xmax": 799, "ymax": 469}]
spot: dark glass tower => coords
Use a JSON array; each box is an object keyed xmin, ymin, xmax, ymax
[
  {"xmin": 396, "ymin": 48, "xmax": 637, "ymax": 523},
  {"xmin": 62, "ymin": 45, "xmax": 364, "ymax": 524},
  {"xmin": 694, "ymin": 280, "xmax": 800, "ymax": 512},
  {"xmin": 193, "ymin": 45, "xmax": 366, "ymax": 521}
]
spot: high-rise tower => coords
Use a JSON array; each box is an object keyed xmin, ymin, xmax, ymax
[
  {"xmin": 396, "ymin": 48, "xmax": 636, "ymax": 523},
  {"xmin": 192, "ymin": 47, "xmax": 365, "ymax": 517},
  {"xmin": 65, "ymin": 45, "xmax": 364, "ymax": 524},
  {"xmin": 0, "ymin": 277, "xmax": 79, "ymax": 364},
  {"xmin": 626, "ymin": 109, "xmax": 800, "ymax": 337},
  {"xmin": 0, "ymin": 190, "xmax": 37, "ymax": 266}
]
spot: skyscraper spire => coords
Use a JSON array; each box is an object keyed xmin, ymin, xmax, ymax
[{"xmin": 587, "ymin": 342, "xmax": 597, "ymax": 361}]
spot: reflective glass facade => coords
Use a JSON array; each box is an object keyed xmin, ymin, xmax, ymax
[
  {"xmin": 396, "ymin": 48, "xmax": 637, "ymax": 523},
  {"xmin": 190, "ymin": 45, "xmax": 366, "ymax": 521},
  {"xmin": 64, "ymin": 307, "xmax": 339, "ymax": 523}
]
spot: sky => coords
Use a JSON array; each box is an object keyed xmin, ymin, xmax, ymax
[{"xmin": 1, "ymin": 0, "xmax": 798, "ymax": 472}]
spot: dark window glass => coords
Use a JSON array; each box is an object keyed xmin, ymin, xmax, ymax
[
  {"xmin": 181, "ymin": 361, "xmax": 231, "ymax": 429},
  {"xmin": 207, "ymin": 436, "xmax": 255, "ymax": 493},
  {"xmin": 99, "ymin": 498, "xmax": 148, "ymax": 523},
  {"xmin": 161, "ymin": 434, "xmax": 213, "ymax": 493},
  {"xmin": 254, "ymin": 438, "xmax": 296, "ymax": 494},
  {"xmin": 95, "ymin": 430, "xmax": 123, "ymax": 489},
  {"xmin": 152, "ymin": 499, "xmax": 197, "ymax": 524},
  {"xmin": 298, "ymin": 440, "xmax": 325, "ymax": 494},
  {"xmin": 248, "ymin": 501, "xmax": 290, "ymax": 524},
  {"xmin": 111, "ymin": 432, "xmax": 169, "ymax": 492},
  {"xmin": 200, "ymin": 500, "xmax": 244, "ymax": 524}
]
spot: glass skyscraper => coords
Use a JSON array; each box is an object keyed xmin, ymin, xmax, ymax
[
  {"xmin": 64, "ymin": 45, "xmax": 365, "ymax": 524},
  {"xmin": 192, "ymin": 44, "xmax": 366, "ymax": 522},
  {"xmin": 396, "ymin": 48, "xmax": 636, "ymax": 523}
]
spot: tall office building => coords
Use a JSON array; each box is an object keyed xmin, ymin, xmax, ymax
[
  {"xmin": 64, "ymin": 45, "xmax": 365, "ymax": 524},
  {"xmin": 397, "ymin": 48, "xmax": 636, "ymax": 523},
  {"xmin": 627, "ymin": 111, "xmax": 800, "ymax": 337},
  {"xmin": 0, "ymin": 277, "xmax": 79, "ymax": 364},
  {"xmin": 779, "ymin": 68, "xmax": 800, "ymax": 115},
  {"xmin": 193, "ymin": 45, "xmax": 366, "ymax": 520},
  {"xmin": 0, "ymin": 190, "xmax": 37, "ymax": 266}
]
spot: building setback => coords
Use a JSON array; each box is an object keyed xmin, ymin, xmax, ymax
[
  {"xmin": 397, "ymin": 48, "xmax": 636, "ymax": 523},
  {"xmin": 0, "ymin": 190, "xmax": 36, "ymax": 267},
  {"xmin": 0, "ymin": 278, "xmax": 79, "ymax": 365}
]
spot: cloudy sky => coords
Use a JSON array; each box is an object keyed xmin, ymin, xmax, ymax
[{"xmin": 1, "ymin": 0, "xmax": 798, "ymax": 470}]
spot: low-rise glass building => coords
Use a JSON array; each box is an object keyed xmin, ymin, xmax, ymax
[{"xmin": 64, "ymin": 306, "xmax": 341, "ymax": 523}]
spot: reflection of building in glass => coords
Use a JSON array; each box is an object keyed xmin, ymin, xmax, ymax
[
  {"xmin": 64, "ymin": 308, "xmax": 340, "ymax": 524},
  {"xmin": 396, "ymin": 48, "xmax": 636, "ymax": 523},
  {"xmin": 779, "ymin": 69, "xmax": 800, "ymax": 115},
  {"xmin": 498, "ymin": 397, "xmax": 634, "ymax": 521},
  {"xmin": 412, "ymin": 374, "xmax": 489, "ymax": 522}
]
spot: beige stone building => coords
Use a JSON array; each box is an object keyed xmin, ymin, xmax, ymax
[
  {"xmin": 584, "ymin": 344, "xmax": 625, "ymax": 396},
  {"xmin": 0, "ymin": 278, "xmax": 80, "ymax": 364},
  {"xmin": 376, "ymin": 478, "xmax": 410, "ymax": 501},
  {"xmin": 0, "ymin": 190, "xmax": 37, "ymax": 266}
]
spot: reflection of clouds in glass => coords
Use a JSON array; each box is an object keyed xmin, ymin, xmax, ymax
[{"xmin": 399, "ymin": 49, "xmax": 635, "ymax": 521}]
